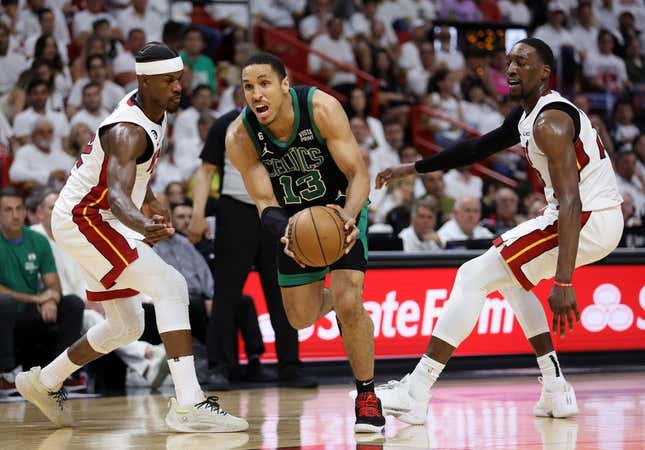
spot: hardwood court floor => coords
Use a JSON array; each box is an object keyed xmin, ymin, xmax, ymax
[{"xmin": 2, "ymin": 371, "xmax": 644, "ymax": 449}]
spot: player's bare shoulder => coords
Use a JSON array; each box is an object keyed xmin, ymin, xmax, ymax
[
  {"xmin": 225, "ymin": 115, "xmax": 258, "ymax": 165},
  {"xmin": 99, "ymin": 122, "xmax": 149, "ymax": 159},
  {"xmin": 310, "ymin": 89, "xmax": 347, "ymax": 136}
]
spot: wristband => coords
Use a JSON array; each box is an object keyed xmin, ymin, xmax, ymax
[
  {"xmin": 261, "ymin": 206, "xmax": 289, "ymax": 238},
  {"xmin": 554, "ymin": 280, "xmax": 573, "ymax": 287}
]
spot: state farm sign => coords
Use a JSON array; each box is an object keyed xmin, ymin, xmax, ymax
[{"xmin": 242, "ymin": 265, "xmax": 645, "ymax": 362}]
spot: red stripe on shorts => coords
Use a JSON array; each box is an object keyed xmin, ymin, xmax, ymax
[
  {"xmin": 86, "ymin": 288, "xmax": 140, "ymax": 301},
  {"xmin": 72, "ymin": 155, "xmax": 139, "ymax": 289}
]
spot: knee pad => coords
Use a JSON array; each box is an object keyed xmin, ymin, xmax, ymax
[
  {"xmin": 151, "ymin": 265, "xmax": 191, "ymax": 334},
  {"xmin": 87, "ymin": 298, "xmax": 145, "ymax": 354},
  {"xmin": 500, "ymin": 287, "xmax": 549, "ymax": 338}
]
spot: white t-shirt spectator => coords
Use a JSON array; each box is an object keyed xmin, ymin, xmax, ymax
[
  {"xmin": 72, "ymin": 11, "xmax": 116, "ymax": 38},
  {"xmin": 252, "ymin": 0, "xmax": 305, "ymax": 27},
  {"xmin": 498, "ymin": 0, "xmax": 531, "ymax": 25},
  {"xmin": 9, "ymin": 142, "xmax": 75, "ymax": 184},
  {"xmin": 12, "ymin": 108, "xmax": 70, "ymax": 145},
  {"xmin": 16, "ymin": 6, "xmax": 69, "ymax": 47},
  {"xmin": 532, "ymin": 24, "xmax": 576, "ymax": 60},
  {"xmin": 583, "ymin": 52, "xmax": 629, "ymax": 89},
  {"xmin": 70, "ymin": 108, "xmax": 110, "ymax": 131},
  {"xmin": 435, "ymin": 49, "xmax": 465, "ymax": 71},
  {"xmin": 617, "ymin": 175, "xmax": 645, "ymax": 216},
  {"xmin": 0, "ymin": 50, "xmax": 29, "ymax": 95},
  {"xmin": 117, "ymin": 6, "xmax": 163, "ymax": 42},
  {"xmin": 437, "ymin": 219, "xmax": 493, "ymax": 244},
  {"xmin": 68, "ymin": 79, "xmax": 126, "ymax": 112},
  {"xmin": 570, "ymin": 25, "xmax": 599, "ymax": 58},
  {"xmin": 397, "ymin": 0, "xmax": 436, "ymax": 21},
  {"xmin": 309, "ymin": 34, "xmax": 357, "ymax": 87},
  {"xmin": 462, "ymin": 102, "xmax": 504, "ymax": 133},
  {"xmin": 349, "ymin": 12, "xmax": 398, "ymax": 46},
  {"xmin": 399, "ymin": 226, "xmax": 441, "ymax": 252},
  {"xmin": 444, "ymin": 169, "xmax": 483, "ymax": 199},
  {"xmin": 399, "ymin": 41, "xmax": 422, "ymax": 73}
]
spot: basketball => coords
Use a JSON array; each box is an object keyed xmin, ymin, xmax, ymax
[{"xmin": 289, "ymin": 206, "xmax": 347, "ymax": 267}]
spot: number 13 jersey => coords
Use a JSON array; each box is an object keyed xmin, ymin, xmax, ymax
[{"xmin": 241, "ymin": 86, "xmax": 348, "ymax": 215}]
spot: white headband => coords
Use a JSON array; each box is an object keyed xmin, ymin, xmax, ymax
[{"xmin": 135, "ymin": 56, "xmax": 184, "ymax": 75}]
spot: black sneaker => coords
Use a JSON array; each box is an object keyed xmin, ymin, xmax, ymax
[
  {"xmin": 278, "ymin": 366, "xmax": 318, "ymax": 388},
  {"xmin": 354, "ymin": 392, "xmax": 385, "ymax": 433}
]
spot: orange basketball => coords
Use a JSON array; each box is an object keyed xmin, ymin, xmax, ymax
[{"xmin": 290, "ymin": 206, "xmax": 346, "ymax": 267}]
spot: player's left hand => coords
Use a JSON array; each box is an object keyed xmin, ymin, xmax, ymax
[
  {"xmin": 326, "ymin": 204, "xmax": 359, "ymax": 254},
  {"xmin": 548, "ymin": 285, "xmax": 580, "ymax": 338}
]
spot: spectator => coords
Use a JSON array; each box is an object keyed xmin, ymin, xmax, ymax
[
  {"xmin": 67, "ymin": 54, "xmax": 125, "ymax": 117},
  {"xmin": 373, "ymin": 175, "xmax": 416, "ymax": 225},
  {"xmin": 68, "ymin": 122, "xmax": 93, "ymax": 159},
  {"xmin": 462, "ymin": 81, "xmax": 503, "ymax": 133},
  {"xmin": 407, "ymin": 41, "xmax": 438, "ymax": 98},
  {"xmin": 481, "ymin": 187, "xmax": 524, "ymax": 235},
  {"xmin": 309, "ymin": 16, "xmax": 357, "ymax": 95},
  {"xmin": 594, "ymin": 0, "xmax": 620, "ymax": 40},
  {"xmin": 398, "ymin": 199, "xmax": 442, "ymax": 252},
  {"xmin": 70, "ymin": 34, "xmax": 109, "ymax": 81},
  {"xmin": 611, "ymin": 99, "xmax": 640, "ymax": 152},
  {"xmin": 172, "ymin": 85, "xmax": 215, "ymax": 178},
  {"xmin": 439, "ymin": 0, "xmax": 480, "ymax": 22},
  {"xmin": 0, "ymin": 187, "xmax": 84, "ymax": 395},
  {"xmin": 72, "ymin": 0, "xmax": 115, "ymax": 42},
  {"xmin": 165, "ymin": 181, "xmax": 187, "ymax": 207},
  {"xmin": 498, "ymin": 0, "xmax": 531, "ymax": 25},
  {"xmin": 9, "ymin": 118, "xmax": 74, "ymax": 189},
  {"xmin": 583, "ymin": 29, "xmax": 630, "ymax": 92},
  {"xmin": 437, "ymin": 196, "xmax": 493, "ymax": 246},
  {"xmin": 420, "ymin": 170, "xmax": 455, "ymax": 222},
  {"xmin": 113, "ymin": 28, "xmax": 146, "ymax": 91},
  {"xmin": 526, "ymin": 196, "xmax": 547, "ymax": 220},
  {"xmin": 70, "ymin": 82, "xmax": 110, "ymax": 131},
  {"xmin": 15, "ymin": 55, "xmax": 70, "ymax": 114},
  {"xmin": 434, "ymin": 26, "xmax": 465, "ymax": 71},
  {"xmin": 571, "ymin": 1, "xmax": 599, "ymax": 61},
  {"xmin": 371, "ymin": 118, "xmax": 405, "ymax": 174},
  {"xmin": 16, "ymin": 0, "xmax": 69, "ymax": 50},
  {"xmin": 615, "ymin": 151, "xmax": 645, "ymax": 215},
  {"xmin": 372, "ymin": 48, "xmax": 410, "ymax": 115},
  {"xmin": 12, "ymin": 77, "xmax": 70, "ymax": 149},
  {"xmin": 347, "ymin": 87, "xmax": 387, "ymax": 150},
  {"xmin": 532, "ymin": 1, "xmax": 576, "ymax": 61},
  {"xmin": 117, "ymin": 0, "xmax": 163, "ymax": 43},
  {"xmin": 0, "ymin": 22, "xmax": 28, "ymax": 100},
  {"xmin": 425, "ymin": 69, "xmax": 466, "ymax": 148},
  {"xmin": 253, "ymin": 0, "xmax": 305, "ymax": 28},
  {"xmin": 623, "ymin": 38, "xmax": 645, "ymax": 84},
  {"xmin": 350, "ymin": 0, "xmax": 397, "ymax": 47},
  {"xmin": 398, "ymin": 19, "xmax": 430, "ymax": 74},
  {"xmin": 487, "ymin": 48, "xmax": 510, "ymax": 100},
  {"xmin": 476, "ymin": 0, "xmax": 502, "ymax": 22},
  {"xmin": 444, "ymin": 167, "xmax": 483, "ymax": 200},
  {"xmin": 299, "ymin": 0, "xmax": 334, "ymax": 42},
  {"xmin": 619, "ymin": 191, "xmax": 644, "ymax": 248},
  {"xmin": 22, "ymin": 8, "xmax": 69, "ymax": 64},
  {"xmin": 181, "ymin": 27, "xmax": 217, "ymax": 95}
]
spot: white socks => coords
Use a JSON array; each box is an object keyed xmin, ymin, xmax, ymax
[
  {"xmin": 167, "ymin": 355, "xmax": 204, "ymax": 407},
  {"xmin": 409, "ymin": 355, "xmax": 445, "ymax": 399},
  {"xmin": 39, "ymin": 349, "xmax": 81, "ymax": 391},
  {"xmin": 537, "ymin": 351, "xmax": 565, "ymax": 390}
]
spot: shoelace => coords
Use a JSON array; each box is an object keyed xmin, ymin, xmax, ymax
[
  {"xmin": 356, "ymin": 393, "xmax": 381, "ymax": 418},
  {"xmin": 195, "ymin": 396, "xmax": 227, "ymax": 415},
  {"xmin": 48, "ymin": 388, "xmax": 68, "ymax": 411}
]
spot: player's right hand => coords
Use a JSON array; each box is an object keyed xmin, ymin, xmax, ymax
[
  {"xmin": 280, "ymin": 218, "xmax": 306, "ymax": 268},
  {"xmin": 375, "ymin": 163, "xmax": 416, "ymax": 189},
  {"xmin": 143, "ymin": 214, "xmax": 175, "ymax": 244},
  {"xmin": 187, "ymin": 215, "xmax": 208, "ymax": 244}
]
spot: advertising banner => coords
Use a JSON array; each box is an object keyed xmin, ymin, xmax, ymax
[{"xmin": 242, "ymin": 265, "xmax": 645, "ymax": 362}]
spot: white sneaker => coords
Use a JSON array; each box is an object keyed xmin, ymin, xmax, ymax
[
  {"xmin": 15, "ymin": 366, "xmax": 73, "ymax": 427},
  {"xmin": 145, "ymin": 345, "xmax": 169, "ymax": 390},
  {"xmin": 165, "ymin": 396, "xmax": 249, "ymax": 433},
  {"xmin": 349, "ymin": 374, "xmax": 430, "ymax": 425},
  {"xmin": 533, "ymin": 378, "xmax": 579, "ymax": 418}
]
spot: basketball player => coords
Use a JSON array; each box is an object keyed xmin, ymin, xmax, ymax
[
  {"xmin": 370, "ymin": 38, "xmax": 623, "ymax": 423},
  {"xmin": 15, "ymin": 43, "xmax": 248, "ymax": 433},
  {"xmin": 226, "ymin": 52, "xmax": 384, "ymax": 433}
]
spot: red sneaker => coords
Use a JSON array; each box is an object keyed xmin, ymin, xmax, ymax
[
  {"xmin": 0, "ymin": 373, "xmax": 17, "ymax": 396},
  {"xmin": 354, "ymin": 392, "xmax": 385, "ymax": 433},
  {"xmin": 63, "ymin": 373, "xmax": 88, "ymax": 392}
]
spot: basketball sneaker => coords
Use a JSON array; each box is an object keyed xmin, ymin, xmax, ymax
[
  {"xmin": 165, "ymin": 396, "xmax": 249, "ymax": 433},
  {"xmin": 533, "ymin": 378, "xmax": 579, "ymax": 418},
  {"xmin": 350, "ymin": 374, "xmax": 429, "ymax": 425},
  {"xmin": 354, "ymin": 392, "xmax": 386, "ymax": 433},
  {"xmin": 15, "ymin": 366, "xmax": 73, "ymax": 427}
]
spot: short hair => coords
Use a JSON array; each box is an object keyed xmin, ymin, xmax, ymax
[
  {"xmin": 0, "ymin": 187, "xmax": 24, "ymax": 205},
  {"xmin": 515, "ymin": 38, "xmax": 555, "ymax": 70},
  {"xmin": 193, "ymin": 84, "xmax": 212, "ymax": 97},
  {"xmin": 27, "ymin": 78, "xmax": 48, "ymax": 94},
  {"xmin": 135, "ymin": 41, "xmax": 179, "ymax": 63},
  {"xmin": 37, "ymin": 7, "xmax": 52, "ymax": 20},
  {"xmin": 243, "ymin": 52, "xmax": 287, "ymax": 80},
  {"xmin": 412, "ymin": 198, "xmax": 436, "ymax": 217},
  {"xmin": 183, "ymin": 26, "xmax": 203, "ymax": 40},
  {"xmin": 170, "ymin": 202, "xmax": 192, "ymax": 214},
  {"xmin": 92, "ymin": 17, "xmax": 110, "ymax": 31},
  {"xmin": 382, "ymin": 116, "xmax": 401, "ymax": 128},
  {"xmin": 82, "ymin": 81, "xmax": 101, "ymax": 94},
  {"xmin": 85, "ymin": 53, "xmax": 106, "ymax": 71}
]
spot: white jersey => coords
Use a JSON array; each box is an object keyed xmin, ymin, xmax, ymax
[
  {"xmin": 55, "ymin": 90, "xmax": 166, "ymax": 239},
  {"xmin": 518, "ymin": 90, "xmax": 622, "ymax": 212}
]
